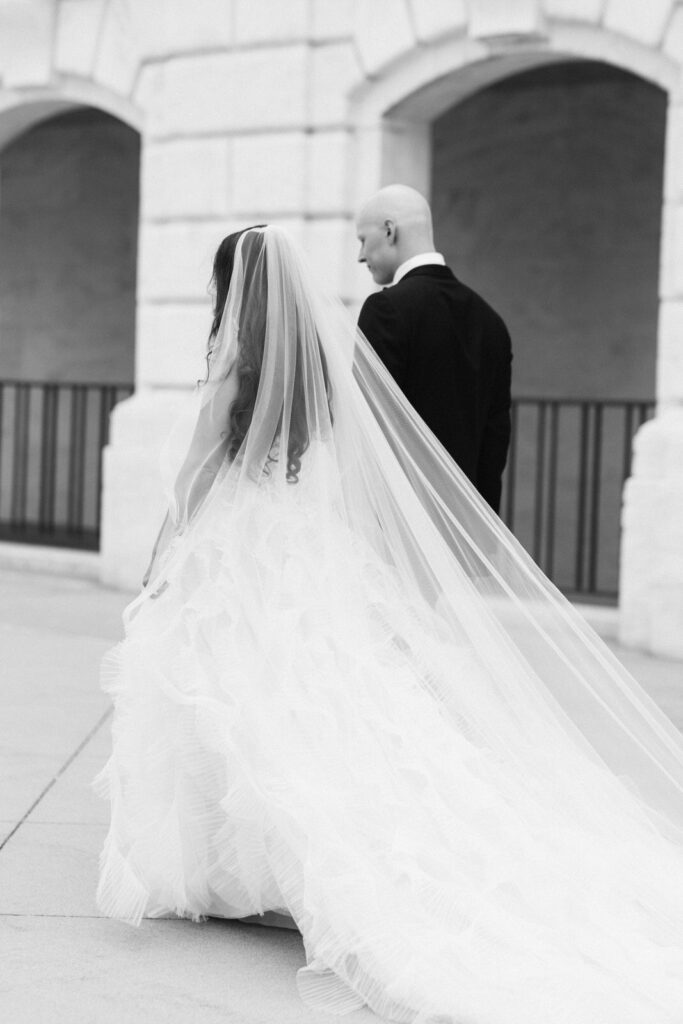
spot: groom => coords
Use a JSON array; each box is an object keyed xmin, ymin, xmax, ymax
[{"xmin": 356, "ymin": 185, "xmax": 512, "ymax": 514}]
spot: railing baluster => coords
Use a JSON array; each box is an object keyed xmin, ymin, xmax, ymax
[
  {"xmin": 574, "ymin": 402, "xmax": 590, "ymax": 594},
  {"xmin": 544, "ymin": 402, "xmax": 559, "ymax": 580},
  {"xmin": 67, "ymin": 387, "xmax": 77, "ymax": 532},
  {"xmin": 95, "ymin": 386, "xmax": 108, "ymax": 527},
  {"xmin": 532, "ymin": 402, "xmax": 547, "ymax": 565},
  {"xmin": 10, "ymin": 384, "xmax": 30, "ymax": 528},
  {"xmin": 587, "ymin": 402, "xmax": 603, "ymax": 595},
  {"xmin": 39, "ymin": 384, "xmax": 59, "ymax": 533},
  {"xmin": 67, "ymin": 385, "xmax": 87, "ymax": 534}
]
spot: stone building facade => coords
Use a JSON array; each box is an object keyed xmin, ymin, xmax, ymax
[{"xmin": 0, "ymin": 0, "xmax": 682, "ymax": 658}]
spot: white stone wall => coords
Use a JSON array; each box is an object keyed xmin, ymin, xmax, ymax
[{"xmin": 0, "ymin": 0, "xmax": 682, "ymax": 656}]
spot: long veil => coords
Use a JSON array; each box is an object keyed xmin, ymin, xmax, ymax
[{"xmin": 140, "ymin": 224, "xmax": 683, "ymax": 845}]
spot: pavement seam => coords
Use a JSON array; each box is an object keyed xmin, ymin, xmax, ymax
[
  {"xmin": 0, "ymin": 707, "xmax": 113, "ymax": 853},
  {"xmin": 0, "ymin": 620, "xmax": 123, "ymax": 643},
  {"xmin": 0, "ymin": 912, "xmax": 107, "ymax": 919}
]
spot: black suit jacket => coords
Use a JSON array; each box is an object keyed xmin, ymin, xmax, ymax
[{"xmin": 358, "ymin": 265, "xmax": 512, "ymax": 513}]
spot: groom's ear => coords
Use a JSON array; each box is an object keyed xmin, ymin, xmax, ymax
[{"xmin": 384, "ymin": 219, "xmax": 398, "ymax": 245}]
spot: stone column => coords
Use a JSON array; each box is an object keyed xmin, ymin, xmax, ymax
[
  {"xmin": 619, "ymin": 95, "xmax": 683, "ymax": 659},
  {"xmin": 99, "ymin": 133, "xmax": 228, "ymax": 588}
]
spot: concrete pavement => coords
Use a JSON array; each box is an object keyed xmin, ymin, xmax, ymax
[
  {"xmin": 0, "ymin": 568, "xmax": 377, "ymax": 1024},
  {"xmin": 1, "ymin": 567, "xmax": 681, "ymax": 1023}
]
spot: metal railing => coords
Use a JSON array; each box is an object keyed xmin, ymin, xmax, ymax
[
  {"xmin": 500, "ymin": 398, "xmax": 655, "ymax": 601},
  {"xmin": 0, "ymin": 383, "xmax": 656, "ymax": 595},
  {"xmin": 0, "ymin": 380, "xmax": 134, "ymax": 550}
]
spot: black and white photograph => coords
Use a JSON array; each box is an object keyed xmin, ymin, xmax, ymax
[{"xmin": 1, "ymin": 2, "xmax": 683, "ymax": 1022}]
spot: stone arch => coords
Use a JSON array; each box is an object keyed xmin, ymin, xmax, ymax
[
  {"xmin": 0, "ymin": 82, "xmax": 143, "ymax": 151},
  {"xmin": 347, "ymin": 21, "xmax": 680, "ymax": 221}
]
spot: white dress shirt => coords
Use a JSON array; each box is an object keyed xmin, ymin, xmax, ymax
[{"xmin": 392, "ymin": 252, "xmax": 446, "ymax": 285}]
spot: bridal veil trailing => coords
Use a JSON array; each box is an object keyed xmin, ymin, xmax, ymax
[{"xmin": 96, "ymin": 226, "xmax": 683, "ymax": 1023}]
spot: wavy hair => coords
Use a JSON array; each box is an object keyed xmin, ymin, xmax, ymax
[{"xmin": 206, "ymin": 226, "xmax": 331, "ymax": 483}]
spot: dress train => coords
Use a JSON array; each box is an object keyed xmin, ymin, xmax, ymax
[{"xmin": 96, "ymin": 481, "xmax": 683, "ymax": 1024}]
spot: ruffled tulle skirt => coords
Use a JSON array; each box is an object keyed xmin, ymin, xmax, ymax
[{"xmin": 95, "ymin": 487, "xmax": 683, "ymax": 1024}]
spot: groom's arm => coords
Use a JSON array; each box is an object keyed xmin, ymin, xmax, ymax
[{"xmin": 358, "ymin": 289, "xmax": 408, "ymax": 391}]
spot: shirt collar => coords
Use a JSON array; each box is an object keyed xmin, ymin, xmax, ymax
[{"xmin": 392, "ymin": 252, "xmax": 446, "ymax": 285}]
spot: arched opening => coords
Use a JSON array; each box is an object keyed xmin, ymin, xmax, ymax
[
  {"xmin": 430, "ymin": 60, "xmax": 666, "ymax": 599},
  {"xmin": 0, "ymin": 106, "xmax": 140, "ymax": 549}
]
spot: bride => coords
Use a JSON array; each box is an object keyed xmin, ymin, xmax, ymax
[{"xmin": 96, "ymin": 225, "xmax": 683, "ymax": 1023}]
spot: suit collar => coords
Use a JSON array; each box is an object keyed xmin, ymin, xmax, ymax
[
  {"xmin": 393, "ymin": 265, "xmax": 455, "ymax": 284},
  {"xmin": 392, "ymin": 251, "xmax": 445, "ymax": 283}
]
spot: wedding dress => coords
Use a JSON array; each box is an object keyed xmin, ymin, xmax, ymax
[{"xmin": 96, "ymin": 226, "xmax": 683, "ymax": 1024}]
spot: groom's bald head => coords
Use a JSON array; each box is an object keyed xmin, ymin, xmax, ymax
[{"xmin": 356, "ymin": 185, "xmax": 435, "ymax": 285}]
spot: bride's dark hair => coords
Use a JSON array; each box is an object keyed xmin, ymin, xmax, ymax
[
  {"xmin": 207, "ymin": 224, "xmax": 266, "ymax": 359},
  {"xmin": 207, "ymin": 226, "xmax": 331, "ymax": 484}
]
